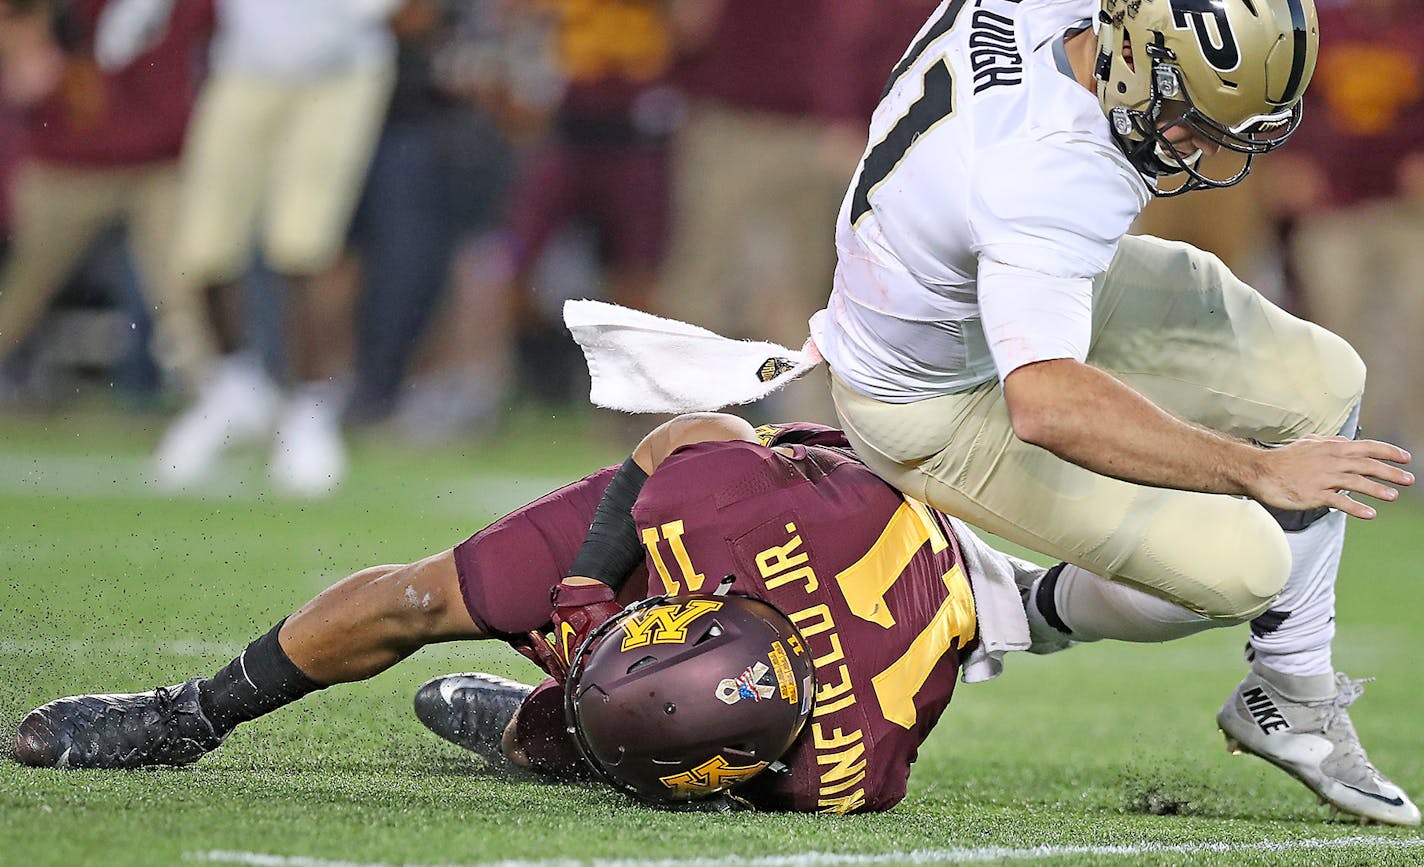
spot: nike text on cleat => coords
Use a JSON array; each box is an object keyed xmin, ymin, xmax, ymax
[
  {"xmin": 1217, "ymin": 665, "xmax": 1420, "ymax": 826},
  {"xmin": 12, "ymin": 678, "xmax": 224, "ymax": 769},
  {"xmin": 413, "ymin": 672, "xmax": 533, "ymax": 771}
]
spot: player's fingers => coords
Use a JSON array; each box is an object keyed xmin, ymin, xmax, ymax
[
  {"xmin": 523, "ymin": 630, "xmax": 569, "ymax": 682},
  {"xmin": 1346, "ymin": 439, "xmax": 1412, "ymax": 465},
  {"xmin": 1336, "ymin": 475, "xmax": 1399, "ymax": 502},
  {"xmin": 1378, "ymin": 461, "xmax": 1417, "ymax": 486},
  {"xmin": 1325, "ymin": 490, "xmax": 1377, "ymax": 520},
  {"xmin": 1369, "ymin": 462, "xmax": 1414, "ymax": 487},
  {"xmin": 1337, "ymin": 457, "xmax": 1415, "ymax": 488}
]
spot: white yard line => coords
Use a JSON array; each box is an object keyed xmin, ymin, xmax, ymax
[{"xmin": 185, "ymin": 836, "xmax": 1424, "ymax": 867}]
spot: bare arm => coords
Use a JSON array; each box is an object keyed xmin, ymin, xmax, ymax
[
  {"xmin": 561, "ymin": 413, "xmax": 758, "ymax": 590},
  {"xmin": 631, "ymin": 412, "xmax": 759, "ymax": 473},
  {"xmin": 1003, "ymin": 358, "xmax": 1413, "ymax": 519}
]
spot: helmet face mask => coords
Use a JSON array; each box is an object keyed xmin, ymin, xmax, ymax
[
  {"xmin": 564, "ymin": 594, "xmax": 816, "ymax": 805},
  {"xmin": 1095, "ymin": 0, "xmax": 1318, "ymax": 195}
]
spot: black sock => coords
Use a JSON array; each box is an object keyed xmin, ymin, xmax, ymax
[
  {"xmin": 1035, "ymin": 563, "xmax": 1073, "ymax": 635},
  {"xmin": 198, "ymin": 619, "xmax": 324, "ymax": 736}
]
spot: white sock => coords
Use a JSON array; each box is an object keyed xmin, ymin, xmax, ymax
[
  {"xmin": 1029, "ymin": 564, "xmax": 1217, "ymax": 643},
  {"xmin": 1247, "ymin": 509, "xmax": 1341, "ymax": 677},
  {"xmin": 1246, "ymin": 403, "xmax": 1357, "ymax": 678}
]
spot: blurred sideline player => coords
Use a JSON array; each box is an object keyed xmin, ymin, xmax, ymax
[
  {"xmin": 495, "ymin": 0, "xmax": 690, "ymax": 403},
  {"xmin": 137, "ymin": 0, "xmax": 404, "ymax": 497},
  {"xmin": 0, "ymin": 0, "xmax": 216, "ymax": 389},
  {"xmin": 14, "ymin": 414, "xmax": 1412, "ymax": 821}
]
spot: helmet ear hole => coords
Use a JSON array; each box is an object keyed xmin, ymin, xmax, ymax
[
  {"xmin": 693, "ymin": 621, "xmax": 726, "ymax": 645},
  {"xmin": 626, "ymin": 655, "xmax": 658, "ymax": 675}
]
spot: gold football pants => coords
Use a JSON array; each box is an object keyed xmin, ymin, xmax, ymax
[{"xmin": 830, "ymin": 235, "xmax": 1365, "ymax": 620}]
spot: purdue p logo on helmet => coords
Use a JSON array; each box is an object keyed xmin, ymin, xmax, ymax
[
  {"xmin": 1094, "ymin": 0, "xmax": 1320, "ymax": 194},
  {"xmin": 564, "ymin": 594, "xmax": 816, "ymax": 804}
]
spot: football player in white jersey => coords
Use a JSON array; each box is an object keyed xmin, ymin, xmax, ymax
[{"xmin": 806, "ymin": 0, "xmax": 1420, "ymax": 825}]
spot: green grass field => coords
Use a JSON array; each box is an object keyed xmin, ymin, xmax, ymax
[{"xmin": 1, "ymin": 408, "xmax": 1421, "ymax": 866}]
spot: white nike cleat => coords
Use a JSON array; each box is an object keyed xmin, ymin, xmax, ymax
[
  {"xmin": 1218, "ymin": 662, "xmax": 1420, "ymax": 826},
  {"xmin": 270, "ymin": 386, "xmax": 347, "ymax": 498},
  {"xmin": 151, "ymin": 354, "xmax": 279, "ymax": 490}
]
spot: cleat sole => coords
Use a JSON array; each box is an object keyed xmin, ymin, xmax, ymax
[{"xmin": 1221, "ymin": 731, "xmax": 1244, "ymax": 756}]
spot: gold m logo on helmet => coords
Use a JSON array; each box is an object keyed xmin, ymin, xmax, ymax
[
  {"xmin": 659, "ymin": 755, "xmax": 769, "ymax": 796},
  {"xmin": 620, "ymin": 599, "xmax": 724, "ymax": 651}
]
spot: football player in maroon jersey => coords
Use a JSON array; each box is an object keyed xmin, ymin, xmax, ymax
[{"xmin": 15, "ymin": 412, "xmax": 1037, "ymax": 814}]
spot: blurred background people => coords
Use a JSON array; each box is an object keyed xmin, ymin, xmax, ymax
[
  {"xmin": 658, "ymin": 0, "xmax": 935, "ymax": 422},
  {"xmin": 0, "ymin": 0, "xmax": 1417, "ymax": 498},
  {"xmin": 484, "ymin": 0, "xmax": 688, "ymax": 408},
  {"xmin": 0, "ymin": 21, "xmax": 27, "ymax": 257},
  {"xmin": 1260, "ymin": 0, "xmax": 1424, "ymax": 456},
  {"xmin": 0, "ymin": 0, "xmax": 215, "ymax": 398},
  {"xmin": 147, "ymin": 0, "xmax": 402, "ymax": 497},
  {"xmin": 344, "ymin": 0, "xmax": 517, "ymax": 431}
]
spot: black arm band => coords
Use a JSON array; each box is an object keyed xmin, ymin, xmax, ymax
[{"xmin": 567, "ymin": 457, "xmax": 650, "ymax": 589}]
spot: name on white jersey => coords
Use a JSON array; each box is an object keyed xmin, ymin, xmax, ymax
[{"xmin": 969, "ymin": 0, "xmax": 1024, "ymax": 94}]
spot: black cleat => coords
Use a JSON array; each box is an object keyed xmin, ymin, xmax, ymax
[
  {"xmin": 414, "ymin": 672, "xmax": 533, "ymax": 770},
  {"xmin": 13, "ymin": 678, "xmax": 225, "ymax": 769}
]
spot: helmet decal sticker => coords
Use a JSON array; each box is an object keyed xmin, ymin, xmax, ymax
[
  {"xmin": 619, "ymin": 598, "xmax": 724, "ymax": 651},
  {"xmin": 716, "ymin": 662, "xmax": 778, "ymax": 705},
  {"xmin": 659, "ymin": 756, "xmax": 769, "ymax": 796},
  {"xmin": 1171, "ymin": 0, "xmax": 1242, "ymax": 73},
  {"xmin": 768, "ymin": 641, "xmax": 799, "ymax": 703}
]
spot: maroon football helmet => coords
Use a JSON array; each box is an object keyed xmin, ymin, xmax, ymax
[{"xmin": 564, "ymin": 594, "xmax": 816, "ymax": 804}]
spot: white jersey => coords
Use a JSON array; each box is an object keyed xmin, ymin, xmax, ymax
[
  {"xmin": 212, "ymin": 0, "xmax": 399, "ymax": 80},
  {"xmin": 810, "ymin": 0, "xmax": 1151, "ymax": 402}
]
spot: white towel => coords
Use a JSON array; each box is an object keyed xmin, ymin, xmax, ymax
[
  {"xmin": 947, "ymin": 515, "xmax": 1037, "ymax": 684},
  {"xmin": 564, "ymin": 298, "xmax": 1036, "ymax": 684},
  {"xmin": 564, "ymin": 299, "xmax": 822, "ymax": 414}
]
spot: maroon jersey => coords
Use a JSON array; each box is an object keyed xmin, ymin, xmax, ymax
[
  {"xmin": 1290, "ymin": 1, "xmax": 1424, "ymax": 206},
  {"xmin": 632, "ymin": 432, "xmax": 976, "ymax": 813},
  {"xmin": 24, "ymin": 0, "xmax": 214, "ymax": 167},
  {"xmin": 453, "ymin": 423, "xmax": 849, "ymax": 638},
  {"xmin": 673, "ymin": 0, "xmax": 938, "ymax": 122},
  {"xmin": 548, "ymin": 0, "xmax": 677, "ymax": 145},
  {"xmin": 452, "ymin": 423, "xmax": 975, "ymax": 813}
]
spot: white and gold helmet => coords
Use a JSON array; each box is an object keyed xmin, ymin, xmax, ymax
[{"xmin": 1095, "ymin": 0, "xmax": 1319, "ymax": 194}]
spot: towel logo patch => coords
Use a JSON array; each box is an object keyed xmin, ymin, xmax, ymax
[{"xmin": 757, "ymin": 357, "xmax": 796, "ymax": 382}]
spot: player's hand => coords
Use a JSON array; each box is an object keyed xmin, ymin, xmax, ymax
[
  {"xmin": 1248, "ymin": 435, "xmax": 1414, "ymax": 519},
  {"xmin": 519, "ymin": 579, "xmax": 624, "ymax": 682}
]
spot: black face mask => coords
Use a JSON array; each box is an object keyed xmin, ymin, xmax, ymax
[{"xmin": 1105, "ymin": 41, "xmax": 1304, "ymax": 197}]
